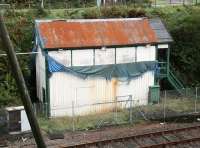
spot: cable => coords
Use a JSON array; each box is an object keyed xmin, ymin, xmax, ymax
[{"xmin": 0, "ymin": 52, "xmax": 39, "ymax": 57}]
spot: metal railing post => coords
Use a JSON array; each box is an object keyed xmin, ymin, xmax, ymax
[
  {"xmin": 195, "ymin": 87, "xmax": 198, "ymax": 113},
  {"xmin": 72, "ymin": 101, "xmax": 75, "ymax": 131},
  {"xmin": 163, "ymin": 90, "xmax": 166, "ymax": 124},
  {"xmin": 114, "ymin": 97, "xmax": 118, "ymax": 123},
  {"xmin": 129, "ymin": 95, "xmax": 133, "ymax": 124}
]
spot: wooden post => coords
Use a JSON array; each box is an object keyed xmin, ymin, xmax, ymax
[{"xmin": 0, "ymin": 14, "xmax": 46, "ymax": 148}]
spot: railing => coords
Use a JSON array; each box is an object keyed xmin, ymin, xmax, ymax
[
  {"xmin": 158, "ymin": 62, "xmax": 168, "ymax": 78},
  {"xmin": 157, "ymin": 62, "xmax": 184, "ymax": 94},
  {"xmin": 166, "ymin": 64, "xmax": 184, "ymax": 94}
]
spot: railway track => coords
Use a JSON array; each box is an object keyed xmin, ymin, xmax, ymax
[
  {"xmin": 0, "ymin": 137, "xmax": 7, "ymax": 147},
  {"xmin": 61, "ymin": 125, "xmax": 200, "ymax": 148}
]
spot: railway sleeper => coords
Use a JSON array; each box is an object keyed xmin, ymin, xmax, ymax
[{"xmin": 123, "ymin": 139, "xmax": 140, "ymax": 148}]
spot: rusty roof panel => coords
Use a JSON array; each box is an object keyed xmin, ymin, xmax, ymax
[{"xmin": 36, "ymin": 18, "xmax": 159, "ymax": 49}]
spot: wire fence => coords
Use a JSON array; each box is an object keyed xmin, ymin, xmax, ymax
[
  {"xmin": 0, "ymin": 109, "xmax": 8, "ymax": 135},
  {"xmin": 1, "ymin": 87, "xmax": 200, "ymax": 134},
  {"xmin": 0, "ymin": 0, "xmax": 200, "ymax": 10},
  {"xmin": 33, "ymin": 87, "xmax": 200, "ymax": 133}
]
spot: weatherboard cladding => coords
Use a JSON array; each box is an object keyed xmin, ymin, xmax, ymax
[{"xmin": 36, "ymin": 18, "xmax": 172, "ymax": 49}]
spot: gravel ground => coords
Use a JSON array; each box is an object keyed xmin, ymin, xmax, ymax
[{"xmin": 5, "ymin": 122, "xmax": 200, "ymax": 147}]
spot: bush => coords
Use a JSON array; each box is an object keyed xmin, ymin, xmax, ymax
[
  {"xmin": 83, "ymin": 8, "xmax": 101, "ymax": 19},
  {"xmin": 100, "ymin": 6, "xmax": 128, "ymax": 18},
  {"xmin": 127, "ymin": 8, "xmax": 146, "ymax": 17}
]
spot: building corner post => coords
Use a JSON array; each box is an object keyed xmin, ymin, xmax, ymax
[
  {"xmin": 45, "ymin": 50, "xmax": 50, "ymax": 118},
  {"xmin": 167, "ymin": 44, "xmax": 170, "ymax": 77},
  {"xmin": 155, "ymin": 45, "xmax": 159, "ymax": 85}
]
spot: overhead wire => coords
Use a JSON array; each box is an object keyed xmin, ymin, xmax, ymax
[{"xmin": 0, "ymin": 51, "xmax": 39, "ymax": 57}]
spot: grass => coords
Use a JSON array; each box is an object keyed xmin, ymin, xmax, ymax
[
  {"xmin": 38, "ymin": 97, "xmax": 200, "ymax": 134},
  {"xmin": 38, "ymin": 110, "xmax": 130, "ymax": 134}
]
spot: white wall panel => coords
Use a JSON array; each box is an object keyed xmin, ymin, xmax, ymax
[
  {"xmin": 137, "ymin": 46, "xmax": 156, "ymax": 62},
  {"xmin": 21, "ymin": 110, "xmax": 31, "ymax": 132},
  {"xmin": 50, "ymin": 71, "xmax": 154, "ymax": 117},
  {"xmin": 129, "ymin": 71, "xmax": 154, "ymax": 105},
  {"xmin": 50, "ymin": 72, "xmax": 73, "ymax": 117},
  {"xmin": 116, "ymin": 47, "xmax": 136, "ymax": 63},
  {"xmin": 95, "ymin": 48, "xmax": 115, "ymax": 65},
  {"xmin": 48, "ymin": 50, "xmax": 71, "ymax": 66},
  {"xmin": 72, "ymin": 50, "xmax": 93, "ymax": 66},
  {"xmin": 36, "ymin": 46, "xmax": 46, "ymax": 101}
]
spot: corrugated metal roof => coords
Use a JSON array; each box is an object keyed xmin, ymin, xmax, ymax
[
  {"xmin": 35, "ymin": 18, "xmax": 172, "ymax": 49},
  {"xmin": 149, "ymin": 18, "xmax": 173, "ymax": 43}
]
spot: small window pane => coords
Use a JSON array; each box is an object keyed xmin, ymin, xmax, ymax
[
  {"xmin": 49, "ymin": 50, "xmax": 71, "ymax": 67},
  {"xmin": 95, "ymin": 48, "xmax": 115, "ymax": 65},
  {"xmin": 72, "ymin": 50, "xmax": 93, "ymax": 66},
  {"xmin": 116, "ymin": 47, "xmax": 135, "ymax": 64}
]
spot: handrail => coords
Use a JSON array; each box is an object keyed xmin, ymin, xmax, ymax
[
  {"xmin": 169, "ymin": 64, "xmax": 184, "ymax": 88},
  {"xmin": 170, "ymin": 71, "xmax": 183, "ymax": 87},
  {"xmin": 158, "ymin": 62, "xmax": 167, "ymax": 77},
  {"xmin": 167, "ymin": 76, "xmax": 183, "ymax": 94}
]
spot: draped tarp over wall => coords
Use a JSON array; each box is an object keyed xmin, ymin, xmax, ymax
[{"xmin": 47, "ymin": 56, "xmax": 157, "ymax": 80}]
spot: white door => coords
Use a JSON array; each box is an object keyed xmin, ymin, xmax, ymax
[{"xmin": 117, "ymin": 81, "xmax": 132, "ymax": 108}]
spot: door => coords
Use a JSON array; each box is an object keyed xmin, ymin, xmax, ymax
[
  {"xmin": 9, "ymin": 110, "xmax": 21, "ymax": 132},
  {"xmin": 117, "ymin": 81, "xmax": 132, "ymax": 108}
]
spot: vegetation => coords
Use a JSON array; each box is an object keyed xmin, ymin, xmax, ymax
[
  {"xmin": 38, "ymin": 97, "xmax": 200, "ymax": 133},
  {"xmin": 0, "ymin": 5, "xmax": 200, "ymax": 106}
]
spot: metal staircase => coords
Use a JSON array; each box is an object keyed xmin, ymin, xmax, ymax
[
  {"xmin": 168, "ymin": 69, "xmax": 184, "ymax": 94},
  {"xmin": 158, "ymin": 62, "xmax": 184, "ymax": 94}
]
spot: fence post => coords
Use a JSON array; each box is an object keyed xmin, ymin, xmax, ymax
[
  {"xmin": 72, "ymin": 101, "xmax": 75, "ymax": 131},
  {"xmin": 129, "ymin": 95, "xmax": 133, "ymax": 124},
  {"xmin": 114, "ymin": 97, "xmax": 118, "ymax": 123},
  {"xmin": 163, "ymin": 90, "xmax": 166, "ymax": 124},
  {"xmin": 195, "ymin": 87, "xmax": 198, "ymax": 113}
]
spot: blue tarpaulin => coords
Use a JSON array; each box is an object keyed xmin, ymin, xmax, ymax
[{"xmin": 47, "ymin": 56, "xmax": 157, "ymax": 80}]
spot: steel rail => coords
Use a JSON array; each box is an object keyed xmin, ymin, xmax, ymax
[
  {"xmin": 61, "ymin": 125, "xmax": 200, "ymax": 148},
  {"xmin": 141, "ymin": 137, "xmax": 200, "ymax": 148}
]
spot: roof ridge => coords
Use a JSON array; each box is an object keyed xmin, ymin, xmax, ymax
[{"xmin": 35, "ymin": 17, "xmax": 148, "ymax": 23}]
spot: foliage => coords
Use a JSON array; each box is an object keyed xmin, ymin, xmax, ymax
[
  {"xmin": 1, "ymin": 6, "xmax": 200, "ymax": 106},
  {"xmin": 146, "ymin": 6, "xmax": 200, "ymax": 86},
  {"xmin": 38, "ymin": 97, "xmax": 200, "ymax": 133},
  {"xmin": 2, "ymin": 0, "xmax": 96, "ymax": 9},
  {"xmin": 170, "ymin": 9, "xmax": 200, "ymax": 86}
]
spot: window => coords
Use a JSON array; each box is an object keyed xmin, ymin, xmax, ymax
[
  {"xmin": 48, "ymin": 50, "xmax": 71, "ymax": 67},
  {"xmin": 137, "ymin": 46, "xmax": 156, "ymax": 62},
  {"xmin": 72, "ymin": 50, "xmax": 93, "ymax": 66},
  {"xmin": 95, "ymin": 48, "xmax": 115, "ymax": 65},
  {"xmin": 116, "ymin": 47, "xmax": 136, "ymax": 64}
]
